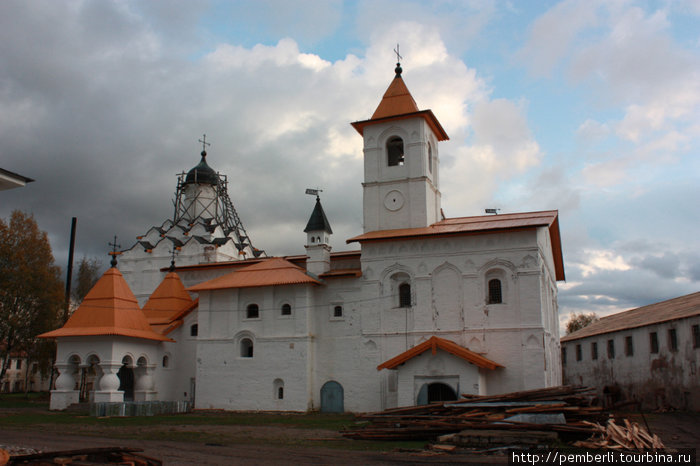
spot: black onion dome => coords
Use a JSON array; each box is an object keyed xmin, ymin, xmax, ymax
[{"xmin": 185, "ymin": 151, "xmax": 219, "ymax": 186}]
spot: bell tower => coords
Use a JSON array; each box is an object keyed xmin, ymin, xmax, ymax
[{"xmin": 351, "ymin": 61, "xmax": 449, "ymax": 233}]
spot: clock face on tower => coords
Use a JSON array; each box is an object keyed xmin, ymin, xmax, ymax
[{"xmin": 384, "ymin": 190, "xmax": 405, "ymax": 211}]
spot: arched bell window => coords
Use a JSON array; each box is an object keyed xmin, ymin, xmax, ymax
[{"xmin": 387, "ymin": 137, "xmax": 405, "ymax": 166}]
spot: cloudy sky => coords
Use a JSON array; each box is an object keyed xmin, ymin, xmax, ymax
[{"xmin": 1, "ymin": 0, "xmax": 698, "ymax": 328}]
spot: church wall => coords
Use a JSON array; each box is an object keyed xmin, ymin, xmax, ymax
[
  {"xmin": 195, "ymin": 284, "xmax": 315, "ymax": 411},
  {"xmin": 357, "ymin": 227, "xmax": 557, "ymax": 404},
  {"xmin": 395, "ymin": 350, "xmax": 481, "ymax": 407},
  {"xmin": 311, "ymin": 276, "xmax": 382, "ymax": 412},
  {"xmin": 153, "ymin": 312, "xmax": 198, "ymax": 403}
]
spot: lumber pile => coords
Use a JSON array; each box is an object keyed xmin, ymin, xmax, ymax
[
  {"xmin": 8, "ymin": 446, "xmax": 162, "ymax": 465},
  {"xmin": 574, "ymin": 419, "xmax": 664, "ymax": 451},
  {"xmin": 343, "ymin": 386, "xmax": 608, "ymax": 446}
]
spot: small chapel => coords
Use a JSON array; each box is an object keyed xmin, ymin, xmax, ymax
[{"xmin": 40, "ymin": 63, "xmax": 565, "ymax": 412}]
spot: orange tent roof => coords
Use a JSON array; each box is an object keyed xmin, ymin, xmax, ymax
[
  {"xmin": 377, "ymin": 336, "xmax": 503, "ymax": 371},
  {"xmin": 348, "ymin": 210, "xmax": 565, "ymax": 281},
  {"xmin": 142, "ymin": 271, "xmax": 194, "ymax": 323},
  {"xmin": 38, "ymin": 267, "xmax": 172, "ymax": 342},
  {"xmin": 351, "ymin": 73, "xmax": 449, "ymax": 141},
  {"xmin": 188, "ymin": 257, "xmax": 321, "ymax": 292}
]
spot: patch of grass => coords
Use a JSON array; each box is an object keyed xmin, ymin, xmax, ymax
[{"xmin": 0, "ymin": 392, "xmax": 49, "ymax": 409}]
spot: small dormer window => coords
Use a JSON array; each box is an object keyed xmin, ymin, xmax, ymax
[{"xmin": 387, "ymin": 137, "xmax": 404, "ymax": 166}]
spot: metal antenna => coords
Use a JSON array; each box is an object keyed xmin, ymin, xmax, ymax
[{"xmin": 108, "ymin": 235, "xmax": 121, "ymax": 267}]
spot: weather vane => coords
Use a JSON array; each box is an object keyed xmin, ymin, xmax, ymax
[
  {"xmin": 305, "ymin": 187, "xmax": 323, "ymax": 200},
  {"xmin": 198, "ymin": 134, "xmax": 211, "ymax": 153},
  {"xmin": 108, "ymin": 235, "xmax": 121, "ymax": 267}
]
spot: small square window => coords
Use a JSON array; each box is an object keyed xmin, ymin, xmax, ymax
[{"xmin": 246, "ymin": 304, "xmax": 260, "ymax": 319}]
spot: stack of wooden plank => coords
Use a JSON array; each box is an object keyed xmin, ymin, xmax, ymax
[
  {"xmin": 574, "ymin": 419, "xmax": 664, "ymax": 450},
  {"xmin": 343, "ymin": 385, "xmax": 607, "ymax": 445}
]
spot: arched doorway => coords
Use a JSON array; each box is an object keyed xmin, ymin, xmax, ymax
[
  {"xmin": 117, "ymin": 356, "xmax": 135, "ymax": 401},
  {"xmin": 320, "ymin": 381, "xmax": 344, "ymax": 413},
  {"xmin": 417, "ymin": 382, "xmax": 458, "ymax": 405}
]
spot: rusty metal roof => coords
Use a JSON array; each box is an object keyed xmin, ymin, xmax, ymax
[
  {"xmin": 38, "ymin": 267, "xmax": 172, "ymax": 342},
  {"xmin": 348, "ymin": 210, "xmax": 565, "ymax": 281},
  {"xmin": 377, "ymin": 336, "xmax": 503, "ymax": 371},
  {"xmin": 351, "ymin": 73, "xmax": 448, "ymax": 141},
  {"xmin": 561, "ymin": 291, "xmax": 700, "ymax": 342},
  {"xmin": 188, "ymin": 257, "xmax": 321, "ymax": 291},
  {"xmin": 142, "ymin": 271, "xmax": 195, "ymax": 323}
]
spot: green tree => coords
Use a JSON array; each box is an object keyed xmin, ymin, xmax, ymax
[
  {"xmin": 565, "ymin": 312, "xmax": 599, "ymax": 335},
  {"xmin": 0, "ymin": 211, "xmax": 64, "ymax": 383},
  {"xmin": 72, "ymin": 256, "xmax": 101, "ymax": 305}
]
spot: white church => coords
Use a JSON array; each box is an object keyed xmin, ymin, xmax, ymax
[{"xmin": 40, "ymin": 63, "xmax": 565, "ymax": 413}]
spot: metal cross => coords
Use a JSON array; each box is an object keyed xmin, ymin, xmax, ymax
[
  {"xmin": 108, "ymin": 235, "xmax": 121, "ymax": 255},
  {"xmin": 199, "ymin": 134, "xmax": 211, "ymax": 152},
  {"xmin": 393, "ymin": 44, "xmax": 403, "ymax": 63},
  {"xmin": 108, "ymin": 235, "xmax": 121, "ymax": 267}
]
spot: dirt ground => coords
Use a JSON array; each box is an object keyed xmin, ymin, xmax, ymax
[{"xmin": 1, "ymin": 411, "xmax": 698, "ymax": 465}]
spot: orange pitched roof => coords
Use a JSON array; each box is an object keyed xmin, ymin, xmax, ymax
[
  {"xmin": 561, "ymin": 291, "xmax": 700, "ymax": 342},
  {"xmin": 377, "ymin": 336, "xmax": 503, "ymax": 371},
  {"xmin": 348, "ymin": 210, "xmax": 565, "ymax": 281},
  {"xmin": 188, "ymin": 257, "xmax": 321, "ymax": 292},
  {"xmin": 351, "ymin": 74, "xmax": 449, "ymax": 141},
  {"xmin": 38, "ymin": 267, "xmax": 172, "ymax": 342},
  {"xmin": 142, "ymin": 271, "xmax": 194, "ymax": 322}
]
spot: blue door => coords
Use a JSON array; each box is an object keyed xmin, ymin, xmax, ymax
[{"xmin": 320, "ymin": 381, "xmax": 344, "ymax": 413}]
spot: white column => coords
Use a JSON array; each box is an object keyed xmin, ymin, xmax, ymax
[
  {"xmin": 50, "ymin": 362, "xmax": 79, "ymax": 410},
  {"xmin": 93, "ymin": 362, "xmax": 124, "ymax": 403},
  {"xmin": 134, "ymin": 364, "xmax": 158, "ymax": 401}
]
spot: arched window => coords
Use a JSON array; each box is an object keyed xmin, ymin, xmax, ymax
[
  {"xmin": 281, "ymin": 303, "xmax": 292, "ymax": 316},
  {"xmin": 274, "ymin": 378, "xmax": 284, "ymax": 400},
  {"xmin": 162, "ymin": 355, "xmax": 169, "ymax": 368},
  {"xmin": 428, "ymin": 143, "xmax": 433, "ymax": 173},
  {"xmin": 333, "ymin": 305, "xmax": 343, "ymax": 317},
  {"xmin": 240, "ymin": 338, "xmax": 254, "ymax": 358},
  {"xmin": 190, "ymin": 324, "xmax": 198, "ymax": 336},
  {"xmin": 488, "ymin": 279, "xmax": 502, "ymax": 304},
  {"xmin": 387, "ymin": 137, "xmax": 404, "ymax": 166},
  {"xmin": 399, "ymin": 283, "xmax": 411, "ymax": 307},
  {"xmin": 246, "ymin": 304, "xmax": 259, "ymax": 319}
]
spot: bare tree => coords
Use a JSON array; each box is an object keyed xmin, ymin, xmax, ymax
[
  {"xmin": 565, "ymin": 312, "xmax": 599, "ymax": 335},
  {"xmin": 72, "ymin": 256, "xmax": 102, "ymax": 306}
]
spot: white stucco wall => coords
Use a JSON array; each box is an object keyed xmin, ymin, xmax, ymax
[{"xmin": 562, "ymin": 315, "xmax": 700, "ymax": 410}]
